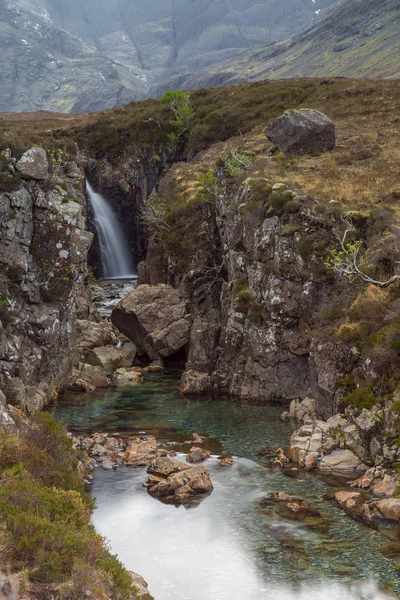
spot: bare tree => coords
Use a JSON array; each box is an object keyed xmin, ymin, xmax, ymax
[{"xmin": 324, "ymin": 215, "xmax": 400, "ymax": 288}]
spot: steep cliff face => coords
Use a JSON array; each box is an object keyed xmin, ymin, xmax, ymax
[
  {"xmin": 135, "ymin": 133, "xmax": 400, "ymax": 420},
  {"xmin": 165, "ymin": 175, "xmax": 353, "ymax": 418},
  {"xmin": 0, "ymin": 147, "xmax": 93, "ymax": 411}
]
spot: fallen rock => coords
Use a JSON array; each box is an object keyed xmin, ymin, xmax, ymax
[
  {"xmin": 76, "ymin": 319, "xmax": 115, "ymax": 350},
  {"xmin": 186, "ymin": 447, "xmax": 210, "ymax": 463},
  {"xmin": 70, "ymin": 363, "xmax": 110, "ymax": 391},
  {"xmin": 373, "ymin": 498, "xmax": 400, "ymax": 522},
  {"xmin": 145, "ymin": 361, "xmax": 164, "ymax": 373},
  {"xmin": 180, "ymin": 370, "xmax": 210, "ymax": 394},
  {"xmin": 16, "ymin": 147, "xmax": 48, "ymax": 180},
  {"xmin": 86, "ymin": 345, "xmax": 124, "ymax": 374},
  {"xmin": 265, "ymin": 109, "xmax": 335, "ymax": 155},
  {"xmin": 124, "ymin": 436, "xmax": 157, "ymax": 467},
  {"xmin": 113, "ymin": 367, "xmax": 144, "ymax": 383},
  {"xmin": 111, "ymin": 284, "xmax": 190, "ymax": 361},
  {"xmin": 146, "ymin": 464, "xmax": 213, "ymax": 505},
  {"xmin": 320, "ymin": 449, "xmax": 367, "ymax": 472},
  {"xmin": 289, "ymin": 397, "xmax": 318, "ymax": 421},
  {"xmin": 119, "ymin": 341, "xmax": 137, "ymax": 367}
]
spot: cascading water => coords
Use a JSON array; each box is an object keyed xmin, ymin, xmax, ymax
[{"xmin": 86, "ymin": 180, "xmax": 135, "ymax": 278}]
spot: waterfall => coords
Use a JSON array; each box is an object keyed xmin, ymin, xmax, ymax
[{"xmin": 86, "ymin": 181, "xmax": 135, "ymax": 279}]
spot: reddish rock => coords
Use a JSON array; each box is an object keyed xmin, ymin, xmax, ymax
[
  {"xmin": 186, "ymin": 447, "xmax": 210, "ymax": 463},
  {"xmin": 124, "ymin": 436, "xmax": 157, "ymax": 467}
]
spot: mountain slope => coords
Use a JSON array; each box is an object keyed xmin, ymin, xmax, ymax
[
  {"xmin": 153, "ymin": 0, "xmax": 400, "ymax": 93},
  {"xmin": 0, "ymin": 0, "xmax": 335, "ymax": 112}
]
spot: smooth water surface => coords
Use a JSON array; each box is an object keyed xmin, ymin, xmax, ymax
[{"xmin": 52, "ymin": 371, "xmax": 400, "ymax": 599}]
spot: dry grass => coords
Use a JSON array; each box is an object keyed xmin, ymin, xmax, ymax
[{"xmin": 0, "ymin": 78, "xmax": 399, "ymax": 213}]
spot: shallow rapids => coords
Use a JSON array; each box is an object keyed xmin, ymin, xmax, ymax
[{"xmin": 52, "ymin": 370, "xmax": 400, "ymax": 598}]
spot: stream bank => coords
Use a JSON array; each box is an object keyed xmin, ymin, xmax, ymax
[{"xmin": 52, "ymin": 369, "xmax": 400, "ymax": 599}]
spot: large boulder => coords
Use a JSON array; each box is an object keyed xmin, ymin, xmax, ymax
[
  {"xmin": 111, "ymin": 284, "xmax": 191, "ymax": 361},
  {"xmin": 265, "ymin": 109, "xmax": 335, "ymax": 155},
  {"xmin": 70, "ymin": 363, "xmax": 110, "ymax": 391},
  {"xmin": 15, "ymin": 147, "xmax": 49, "ymax": 180}
]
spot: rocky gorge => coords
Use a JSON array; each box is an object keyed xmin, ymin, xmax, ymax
[{"xmin": 1, "ymin": 77, "xmax": 400, "ymax": 597}]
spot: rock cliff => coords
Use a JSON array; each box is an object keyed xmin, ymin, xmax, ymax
[{"xmin": 0, "ymin": 146, "xmax": 93, "ymax": 411}]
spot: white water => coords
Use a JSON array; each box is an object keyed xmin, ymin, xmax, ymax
[
  {"xmin": 86, "ymin": 181, "xmax": 135, "ymax": 278},
  {"xmin": 92, "ymin": 455, "xmax": 394, "ymax": 600}
]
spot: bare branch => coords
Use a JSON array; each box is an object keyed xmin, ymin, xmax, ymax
[{"xmin": 324, "ymin": 215, "xmax": 400, "ymax": 288}]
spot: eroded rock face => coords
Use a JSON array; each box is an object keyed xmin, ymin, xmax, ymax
[
  {"xmin": 265, "ymin": 109, "xmax": 335, "ymax": 155},
  {"xmin": 0, "ymin": 148, "xmax": 93, "ymax": 411},
  {"xmin": 111, "ymin": 284, "xmax": 190, "ymax": 361}
]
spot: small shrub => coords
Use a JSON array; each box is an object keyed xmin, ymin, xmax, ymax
[{"xmin": 342, "ymin": 385, "xmax": 377, "ymax": 411}]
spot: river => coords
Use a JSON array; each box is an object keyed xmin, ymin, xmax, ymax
[{"xmin": 51, "ymin": 369, "xmax": 400, "ymax": 599}]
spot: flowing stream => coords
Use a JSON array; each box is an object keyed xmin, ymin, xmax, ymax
[
  {"xmin": 52, "ymin": 370, "xmax": 400, "ymax": 600},
  {"xmin": 86, "ymin": 181, "xmax": 135, "ymax": 278}
]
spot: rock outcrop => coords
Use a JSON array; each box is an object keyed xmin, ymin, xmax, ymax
[
  {"xmin": 264, "ymin": 109, "xmax": 336, "ymax": 155},
  {"xmin": 0, "ymin": 147, "xmax": 93, "ymax": 411},
  {"xmin": 145, "ymin": 458, "xmax": 213, "ymax": 505},
  {"xmin": 111, "ymin": 284, "xmax": 191, "ymax": 362}
]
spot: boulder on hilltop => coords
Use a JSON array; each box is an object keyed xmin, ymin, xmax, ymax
[{"xmin": 265, "ymin": 109, "xmax": 335, "ymax": 155}]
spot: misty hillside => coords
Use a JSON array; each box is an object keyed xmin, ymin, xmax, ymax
[
  {"xmin": 154, "ymin": 0, "xmax": 400, "ymax": 93},
  {"xmin": 0, "ymin": 0, "xmax": 334, "ymax": 112}
]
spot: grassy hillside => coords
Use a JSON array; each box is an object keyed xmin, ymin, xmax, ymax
[{"xmin": 1, "ymin": 77, "xmax": 399, "ymax": 213}]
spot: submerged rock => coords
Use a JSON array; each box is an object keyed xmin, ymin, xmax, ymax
[
  {"xmin": 265, "ymin": 109, "xmax": 335, "ymax": 155},
  {"xmin": 261, "ymin": 491, "xmax": 294, "ymax": 505},
  {"xmin": 334, "ymin": 490, "xmax": 362, "ymax": 510}
]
